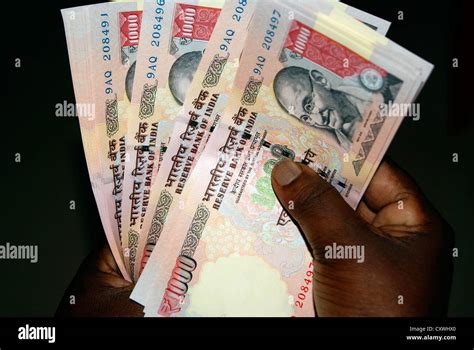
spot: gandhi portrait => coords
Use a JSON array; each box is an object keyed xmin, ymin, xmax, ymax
[
  {"xmin": 169, "ymin": 51, "xmax": 203, "ymax": 105},
  {"xmin": 273, "ymin": 66, "xmax": 383, "ymax": 150}
]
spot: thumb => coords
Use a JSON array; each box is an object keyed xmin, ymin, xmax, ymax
[{"xmin": 271, "ymin": 159, "xmax": 371, "ymax": 258}]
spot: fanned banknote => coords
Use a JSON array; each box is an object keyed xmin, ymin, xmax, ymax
[
  {"xmin": 62, "ymin": 2, "xmax": 138, "ymax": 280},
  {"xmin": 131, "ymin": 0, "xmax": 393, "ymax": 308},
  {"xmin": 133, "ymin": 0, "xmax": 432, "ymax": 316},
  {"xmin": 130, "ymin": 0, "xmax": 260, "ymax": 285},
  {"xmin": 120, "ymin": 0, "xmax": 224, "ymax": 279}
]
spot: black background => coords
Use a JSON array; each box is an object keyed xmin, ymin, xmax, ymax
[{"xmin": 2, "ymin": 0, "xmax": 472, "ymax": 317}]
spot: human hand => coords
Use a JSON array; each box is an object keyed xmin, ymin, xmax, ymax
[
  {"xmin": 56, "ymin": 244, "xmax": 143, "ymax": 317},
  {"xmin": 271, "ymin": 158, "xmax": 453, "ymax": 316}
]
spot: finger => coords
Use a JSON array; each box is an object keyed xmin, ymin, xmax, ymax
[
  {"xmin": 271, "ymin": 159, "xmax": 372, "ymax": 253},
  {"xmin": 82, "ymin": 245, "xmax": 132, "ymax": 289},
  {"xmin": 356, "ymin": 200, "xmax": 376, "ymax": 224},
  {"xmin": 95, "ymin": 245, "xmax": 130, "ymax": 281},
  {"xmin": 362, "ymin": 161, "xmax": 441, "ymax": 231},
  {"xmin": 97, "ymin": 270, "xmax": 133, "ymax": 289},
  {"xmin": 362, "ymin": 159, "xmax": 419, "ymax": 212},
  {"xmin": 372, "ymin": 194, "xmax": 442, "ymax": 233}
]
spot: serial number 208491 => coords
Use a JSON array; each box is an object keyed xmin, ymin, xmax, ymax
[{"xmin": 100, "ymin": 13, "xmax": 112, "ymax": 61}]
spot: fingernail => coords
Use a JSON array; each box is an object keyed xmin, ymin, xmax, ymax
[{"xmin": 272, "ymin": 159, "xmax": 302, "ymax": 186}]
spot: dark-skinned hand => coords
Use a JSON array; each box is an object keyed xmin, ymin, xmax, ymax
[
  {"xmin": 271, "ymin": 158, "xmax": 453, "ymax": 316},
  {"xmin": 56, "ymin": 245, "xmax": 143, "ymax": 317}
]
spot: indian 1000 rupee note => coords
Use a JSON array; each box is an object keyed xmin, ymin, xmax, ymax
[
  {"xmin": 133, "ymin": 0, "xmax": 432, "ymax": 316},
  {"xmin": 62, "ymin": 2, "xmax": 138, "ymax": 280},
  {"xmin": 120, "ymin": 0, "xmax": 224, "ymax": 279}
]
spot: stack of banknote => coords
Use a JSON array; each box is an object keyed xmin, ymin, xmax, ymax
[{"xmin": 62, "ymin": 0, "xmax": 433, "ymax": 316}]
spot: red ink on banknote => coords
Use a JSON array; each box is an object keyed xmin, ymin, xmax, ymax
[
  {"xmin": 284, "ymin": 21, "xmax": 387, "ymax": 78},
  {"xmin": 120, "ymin": 11, "xmax": 142, "ymax": 48},
  {"xmin": 158, "ymin": 255, "xmax": 197, "ymax": 316},
  {"xmin": 173, "ymin": 4, "xmax": 221, "ymax": 41}
]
